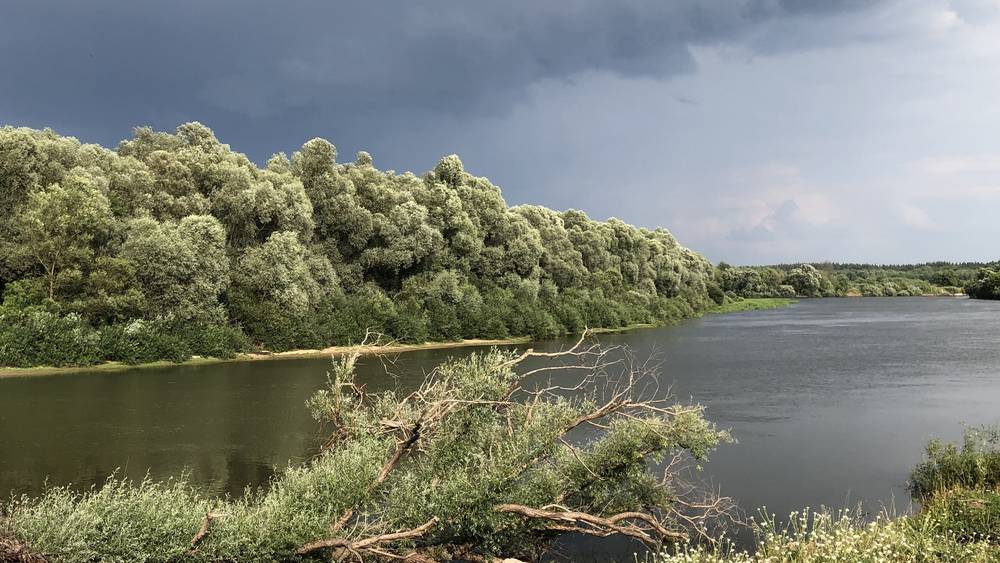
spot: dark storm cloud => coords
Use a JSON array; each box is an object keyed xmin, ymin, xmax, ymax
[{"xmin": 0, "ymin": 1, "xmax": 880, "ymax": 165}]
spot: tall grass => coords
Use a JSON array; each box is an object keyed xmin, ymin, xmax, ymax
[{"xmin": 654, "ymin": 508, "xmax": 998, "ymax": 562}]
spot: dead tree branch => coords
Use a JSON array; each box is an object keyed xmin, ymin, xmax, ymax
[
  {"xmin": 494, "ymin": 504, "xmax": 686, "ymax": 545},
  {"xmin": 296, "ymin": 517, "xmax": 440, "ymax": 558},
  {"xmin": 186, "ymin": 511, "xmax": 224, "ymax": 554}
]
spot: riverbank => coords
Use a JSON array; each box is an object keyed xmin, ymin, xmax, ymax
[
  {"xmin": 0, "ymin": 323, "xmax": 674, "ymax": 379},
  {"xmin": 0, "ymin": 300, "xmax": 802, "ymax": 378},
  {"xmin": 0, "ymin": 337, "xmax": 527, "ymax": 378}
]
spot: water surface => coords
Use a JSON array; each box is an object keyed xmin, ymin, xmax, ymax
[{"xmin": 3, "ymin": 297, "xmax": 1000, "ymax": 554}]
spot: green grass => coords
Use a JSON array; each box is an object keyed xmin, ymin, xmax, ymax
[
  {"xmin": 920, "ymin": 487, "xmax": 1000, "ymax": 544},
  {"xmin": 654, "ymin": 507, "xmax": 1000, "ymax": 562},
  {"xmin": 910, "ymin": 426, "xmax": 1000, "ymax": 500},
  {"xmin": 708, "ymin": 298, "xmax": 797, "ymax": 314}
]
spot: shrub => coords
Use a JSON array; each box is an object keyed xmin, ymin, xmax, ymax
[
  {"xmin": 0, "ymin": 309, "xmax": 101, "ymax": 367},
  {"xmin": 705, "ymin": 280, "xmax": 725, "ymax": 305},
  {"xmin": 910, "ymin": 426, "xmax": 1000, "ymax": 499},
  {"xmin": 100, "ymin": 320, "xmax": 192, "ymax": 364},
  {"xmin": 99, "ymin": 320, "xmax": 249, "ymax": 364},
  {"xmin": 775, "ymin": 285, "xmax": 796, "ymax": 298},
  {"xmin": 174, "ymin": 322, "xmax": 249, "ymax": 359},
  {"xmin": 7, "ymin": 477, "xmax": 207, "ymax": 563}
]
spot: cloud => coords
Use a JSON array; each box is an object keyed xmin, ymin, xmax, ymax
[
  {"xmin": 899, "ymin": 204, "xmax": 936, "ymax": 230},
  {"xmin": 0, "ymin": 0, "xmax": 886, "ymax": 162},
  {"xmin": 3, "ymin": 0, "xmax": 1000, "ymax": 265},
  {"xmin": 728, "ymin": 199, "xmax": 800, "ymax": 241}
]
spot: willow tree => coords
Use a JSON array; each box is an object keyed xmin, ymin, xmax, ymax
[
  {"xmin": 1, "ymin": 122, "xmax": 720, "ymax": 365},
  {"xmin": 13, "ymin": 172, "xmax": 114, "ymax": 300},
  {"xmin": 292, "ymin": 337, "xmax": 734, "ymax": 561}
]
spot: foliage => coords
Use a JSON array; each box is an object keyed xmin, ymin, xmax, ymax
[
  {"xmin": 99, "ymin": 319, "xmax": 248, "ymax": 364},
  {"xmin": 7, "ymin": 477, "xmax": 208, "ymax": 563},
  {"xmin": 707, "ymin": 298, "xmax": 796, "ymax": 314},
  {"xmin": 654, "ymin": 509, "xmax": 998, "ymax": 562},
  {"xmin": 966, "ymin": 268, "xmax": 1000, "ymax": 300},
  {"xmin": 0, "ymin": 124, "xmax": 719, "ymax": 366},
  {"xmin": 716, "ymin": 261, "xmax": 989, "ymax": 299},
  {"xmin": 6, "ymin": 345, "xmax": 732, "ymax": 561},
  {"xmin": 0, "ymin": 309, "xmax": 101, "ymax": 368},
  {"xmin": 920, "ymin": 487, "xmax": 1000, "ymax": 544},
  {"xmin": 11, "ymin": 172, "xmax": 114, "ymax": 300},
  {"xmin": 910, "ymin": 426, "xmax": 1000, "ymax": 500}
]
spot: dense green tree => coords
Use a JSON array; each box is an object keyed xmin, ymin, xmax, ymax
[
  {"xmin": 12, "ymin": 171, "xmax": 115, "ymax": 300},
  {"xmin": 966, "ymin": 268, "xmax": 1000, "ymax": 300},
  {"xmin": 120, "ymin": 215, "xmax": 228, "ymax": 320},
  {"xmin": 0, "ymin": 123, "xmax": 719, "ymax": 367},
  {"xmin": 785, "ymin": 264, "xmax": 827, "ymax": 297}
]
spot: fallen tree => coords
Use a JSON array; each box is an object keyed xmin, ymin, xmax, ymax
[{"xmin": 6, "ymin": 332, "xmax": 734, "ymax": 561}]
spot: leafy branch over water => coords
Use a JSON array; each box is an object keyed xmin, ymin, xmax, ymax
[{"xmin": 3, "ymin": 338, "xmax": 735, "ymax": 561}]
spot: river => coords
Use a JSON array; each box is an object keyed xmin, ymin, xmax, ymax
[{"xmin": 3, "ymin": 297, "xmax": 1000, "ymax": 558}]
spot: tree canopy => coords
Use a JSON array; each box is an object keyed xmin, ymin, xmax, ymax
[{"xmin": 0, "ymin": 123, "xmax": 717, "ymax": 367}]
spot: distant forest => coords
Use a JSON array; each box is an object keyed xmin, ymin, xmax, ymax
[
  {"xmin": 717, "ymin": 262, "xmax": 999, "ymax": 299},
  {"xmin": 0, "ymin": 124, "xmax": 718, "ymax": 367}
]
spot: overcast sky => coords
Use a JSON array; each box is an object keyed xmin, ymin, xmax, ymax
[{"xmin": 3, "ymin": 1, "xmax": 999, "ymax": 264}]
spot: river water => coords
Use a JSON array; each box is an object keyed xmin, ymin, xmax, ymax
[{"xmin": 3, "ymin": 297, "xmax": 1000, "ymax": 557}]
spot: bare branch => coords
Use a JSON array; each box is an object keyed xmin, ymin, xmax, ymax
[
  {"xmin": 297, "ymin": 517, "xmax": 440, "ymax": 557},
  {"xmin": 494, "ymin": 504, "xmax": 686, "ymax": 545},
  {"xmin": 186, "ymin": 511, "xmax": 224, "ymax": 554}
]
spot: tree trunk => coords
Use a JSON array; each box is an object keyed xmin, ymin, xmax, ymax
[{"xmin": 47, "ymin": 264, "xmax": 56, "ymax": 300}]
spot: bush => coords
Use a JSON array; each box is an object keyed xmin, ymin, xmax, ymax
[
  {"xmin": 174, "ymin": 322, "xmax": 249, "ymax": 359},
  {"xmin": 775, "ymin": 285, "xmax": 796, "ymax": 298},
  {"xmin": 316, "ymin": 289, "xmax": 401, "ymax": 346},
  {"xmin": 100, "ymin": 320, "xmax": 249, "ymax": 364},
  {"xmin": 966, "ymin": 268, "xmax": 1000, "ymax": 300},
  {"xmin": 0, "ymin": 309, "xmax": 101, "ymax": 367},
  {"xmin": 7, "ymin": 477, "xmax": 208, "ymax": 563},
  {"xmin": 705, "ymin": 280, "xmax": 725, "ymax": 305},
  {"xmin": 910, "ymin": 426, "xmax": 1000, "ymax": 499},
  {"xmin": 100, "ymin": 320, "xmax": 192, "ymax": 364},
  {"xmin": 227, "ymin": 297, "xmax": 323, "ymax": 352}
]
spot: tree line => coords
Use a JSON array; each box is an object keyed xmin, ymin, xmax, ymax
[
  {"xmin": 716, "ymin": 261, "xmax": 997, "ymax": 299},
  {"xmin": 0, "ymin": 123, "xmax": 719, "ymax": 368}
]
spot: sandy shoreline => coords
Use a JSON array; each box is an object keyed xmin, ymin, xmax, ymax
[
  {"xmin": 0, "ymin": 324, "xmax": 660, "ymax": 379},
  {"xmin": 0, "ymin": 337, "xmax": 531, "ymax": 379}
]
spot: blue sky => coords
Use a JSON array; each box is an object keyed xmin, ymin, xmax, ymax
[{"xmin": 3, "ymin": 1, "xmax": 999, "ymax": 264}]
